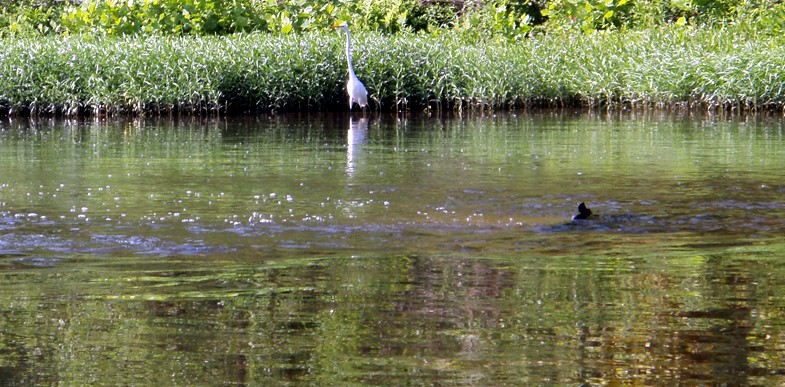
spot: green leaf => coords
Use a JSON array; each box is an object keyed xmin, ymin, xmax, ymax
[{"xmin": 676, "ymin": 16, "xmax": 686, "ymax": 26}]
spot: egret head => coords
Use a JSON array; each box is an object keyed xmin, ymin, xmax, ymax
[{"xmin": 329, "ymin": 22, "xmax": 349, "ymax": 33}]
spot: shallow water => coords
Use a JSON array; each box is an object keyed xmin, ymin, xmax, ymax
[{"xmin": 1, "ymin": 112, "xmax": 785, "ymax": 384}]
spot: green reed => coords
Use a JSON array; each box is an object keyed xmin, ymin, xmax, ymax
[{"xmin": 0, "ymin": 26, "xmax": 783, "ymax": 116}]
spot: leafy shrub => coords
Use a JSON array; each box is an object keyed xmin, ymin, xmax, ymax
[
  {"xmin": 540, "ymin": 0, "xmax": 635, "ymax": 33},
  {"xmin": 60, "ymin": 0, "xmax": 263, "ymax": 35},
  {"xmin": 658, "ymin": 0, "xmax": 784, "ymax": 26},
  {"xmin": 0, "ymin": 0, "xmax": 71, "ymax": 36},
  {"xmin": 345, "ymin": 0, "xmax": 418, "ymax": 33},
  {"xmin": 1, "ymin": 0, "xmax": 784, "ymax": 40},
  {"xmin": 57, "ymin": 0, "xmax": 436, "ymax": 35},
  {"xmin": 408, "ymin": 0, "xmax": 463, "ymax": 31},
  {"xmin": 755, "ymin": 3, "xmax": 785, "ymax": 34}
]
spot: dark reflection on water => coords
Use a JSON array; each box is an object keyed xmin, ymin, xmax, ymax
[
  {"xmin": 0, "ymin": 112, "xmax": 784, "ymax": 384},
  {"xmin": 2, "ymin": 251, "xmax": 785, "ymax": 385}
]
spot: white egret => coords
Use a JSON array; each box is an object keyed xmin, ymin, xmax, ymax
[{"xmin": 331, "ymin": 23, "xmax": 368, "ymax": 111}]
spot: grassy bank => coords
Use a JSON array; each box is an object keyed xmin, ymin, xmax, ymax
[{"xmin": 0, "ymin": 26, "xmax": 784, "ymax": 116}]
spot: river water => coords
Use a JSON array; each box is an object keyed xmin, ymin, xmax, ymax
[{"xmin": 1, "ymin": 112, "xmax": 784, "ymax": 384}]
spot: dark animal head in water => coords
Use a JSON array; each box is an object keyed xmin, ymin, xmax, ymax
[{"xmin": 572, "ymin": 202, "xmax": 592, "ymax": 220}]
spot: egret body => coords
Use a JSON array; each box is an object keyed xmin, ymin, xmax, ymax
[{"xmin": 331, "ymin": 23, "xmax": 368, "ymax": 111}]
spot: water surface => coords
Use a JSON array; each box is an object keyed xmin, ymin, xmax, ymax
[{"xmin": 1, "ymin": 112, "xmax": 785, "ymax": 384}]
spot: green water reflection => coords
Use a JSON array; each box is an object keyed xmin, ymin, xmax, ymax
[{"xmin": 0, "ymin": 112, "xmax": 784, "ymax": 384}]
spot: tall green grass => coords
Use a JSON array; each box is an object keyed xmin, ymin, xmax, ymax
[{"xmin": 0, "ymin": 26, "xmax": 783, "ymax": 116}]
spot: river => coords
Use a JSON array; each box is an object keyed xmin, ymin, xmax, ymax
[{"xmin": 0, "ymin": 111, "xmax": 784, "ymax": 384}]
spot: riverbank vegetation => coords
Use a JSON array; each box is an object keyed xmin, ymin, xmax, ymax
[{"xmin": 0, "ymin": 0, "xmax": 784, "ymax": 115}]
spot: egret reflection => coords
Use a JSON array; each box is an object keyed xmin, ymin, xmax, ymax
[{"xmin": 346, "ymin": 117, "xmax": 367, "ymax": 177}]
